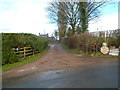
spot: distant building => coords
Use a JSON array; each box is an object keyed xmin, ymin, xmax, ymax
[
  {"xmin": 38, "ymin": 33, "xmax": 48, "ymax": 38},
  {"xmin": 90, "ymin": 29, "xmax": 119, "ymax": 37},
  {"xmin": 48, "ymin": 37, "xmax": 55, "ymax": 42},
  {"xmin": 38, "ymin": 33, "xmax": 55, "ymax": 42}
]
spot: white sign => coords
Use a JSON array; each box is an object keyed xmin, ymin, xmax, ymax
[
  {"xmin": 109, "ymin": 49, "xmax": 119, "ymax": 56},
  {"xmin": 100, "ymin": 46, "xmax": 109, "ymax": 54}
]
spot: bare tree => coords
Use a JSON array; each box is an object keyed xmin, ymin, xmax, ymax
[
  {"xmin": 47, "ymin": 1, "xmax": 106, "ymax": 36},
  {"xmin": 47, "ymin": 2, "xmax": 80, "ymax": 35},
  {"xmin": 57, "ymin": 2, "xmax": 67, "ymax": 41}
]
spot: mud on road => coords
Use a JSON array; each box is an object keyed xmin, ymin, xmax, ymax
[{"xmin": 3, "ymin": 44, "xmax": 118, "ymax": 79}]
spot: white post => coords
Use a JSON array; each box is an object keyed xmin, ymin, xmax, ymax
[{"xmin": 105, "ymin": 29, "xmax": 106, "ymax": 43}]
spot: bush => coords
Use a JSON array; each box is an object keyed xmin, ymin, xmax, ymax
[
  {"xmin": 67, "ymin": 32, "xmax": 102, "ymax": 52},
  {"xmin": 32, "ymin": 37, "xmax": 49, "ymax": 52},
  {"xmin": 62, "ymin": 29, "xmax": 119, "ymax": 55},
  {"xmin": 2, "ymin": 48, "xmax": 20, "ymax": 65},
  {"xmin": 2, "ymin": 33, "xmax": 49, "ymax": 65}
]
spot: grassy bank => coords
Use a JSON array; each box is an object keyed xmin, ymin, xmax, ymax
[
  {"xmin": 62, "ymin": 43, "xmax": 117, "ymax": 58},
  {"xmin": 2, "ymin": 46, "xmax": 50, "ymax": 71}
]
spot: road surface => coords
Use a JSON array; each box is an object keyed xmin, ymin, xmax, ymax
[{"xmin": 3, "ymin": 44, "xmax": 118, "ymax": 88}]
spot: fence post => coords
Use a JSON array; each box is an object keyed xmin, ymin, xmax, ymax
[
  {"xmin": 33, "ymin": 50, "xmax": 34, "ymax": 56},
  {"xmin": 24, "ymin": 47, "xmax": 26, "ymax": 57}
]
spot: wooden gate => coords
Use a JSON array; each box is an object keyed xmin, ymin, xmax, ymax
[{"xmin": 13, "ymin": 47, "xmax": 34, "ymax": 57}]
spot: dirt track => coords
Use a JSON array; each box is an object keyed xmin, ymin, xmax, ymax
[{"xmin": 3, "ymin": 44, "xmax": 118, "ymax": 79}]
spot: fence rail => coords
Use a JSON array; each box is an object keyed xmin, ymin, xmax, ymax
[{"xmin": 13, "ymin": 47, "xmax": 34, "ymax": 57}]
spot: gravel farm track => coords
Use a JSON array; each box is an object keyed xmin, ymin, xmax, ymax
[{"xmin": 3, "ymin": 44, "xmax": 118, "ymax": 88}]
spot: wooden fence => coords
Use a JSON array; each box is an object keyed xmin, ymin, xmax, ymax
[{"xmin": 13, "ymin": 47, "xmax": 34, "ymax": 57}]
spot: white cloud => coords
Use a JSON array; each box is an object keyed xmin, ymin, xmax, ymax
[
  {"xmin": 88, "ymin": 13, "xmax": 118, "ymax": 32},
  {"xmin": 0, "ymin": 1, "xmax": 57, "ymax": 36},
  {"xmin": 0, "ymin": 0, "xmax": 118, "ymax": 36}
]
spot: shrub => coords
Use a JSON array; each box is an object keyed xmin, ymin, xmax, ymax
[
  {"xmin": 2, "ymin": 33, "xmax": 49, "ymax": 65},
  {"xmin": 67, "ymin": 32, "xmax": 109, "ymax": 53}
]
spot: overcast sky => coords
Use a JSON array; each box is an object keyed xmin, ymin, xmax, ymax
[{"xmin": 0, "ymin": 0, "xmax": 118, "ymax": 36}]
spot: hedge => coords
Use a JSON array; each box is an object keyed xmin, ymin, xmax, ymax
[{"xmin": 2, "ymin": 33, "xmax": 49, "ymax": 65}]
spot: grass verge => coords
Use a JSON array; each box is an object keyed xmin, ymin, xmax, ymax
[
  {"xmin": 2, "ymin": 46, "xmax": 50, "ymax": 71},
  {"xmin": 61, "ymin": 43, "xmax": 118, "ymax": 58}
]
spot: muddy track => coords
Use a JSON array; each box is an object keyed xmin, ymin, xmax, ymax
[{"xmin": 3, "ymin": 44, "xmax": 118, "ymax": 79}]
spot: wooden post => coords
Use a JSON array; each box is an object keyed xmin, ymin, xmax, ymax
[
  {"xmin": 33, "ymin": 50, "xmax": 34, "ymax": 56},
  {"xmin": 24, "ymin": 47, "xmax": 25, "ymax": 57},
  {"xmin": 94, "ymin": 45, "xmax": 96, "ymax": 55}
]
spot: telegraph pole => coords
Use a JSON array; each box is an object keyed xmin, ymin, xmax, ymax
[
  {"xmin": 105, "ymin": 29, "xmax": 106, "ymax": 43},
  {"xmin": 44, "ymin": 29, "xmax": 46, "ymax": 35}
]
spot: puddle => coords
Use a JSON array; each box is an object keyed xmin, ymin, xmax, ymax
[
  {"xmin": 54, "ymin": 72, "xmax": 62, "ymax": 74},
  {"xmin": 50, "ymin": 44, "xmax": 55, "ymax": 48},
  {"xmin": 28, "ymin": 69, "xmax": 64, "ymax": 81},
  {"xmin": 43, "ymin": 69, "xmax": 63, "ymax": 75}
]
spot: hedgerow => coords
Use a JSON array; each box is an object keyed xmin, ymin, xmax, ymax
[
  {"xmin": 63, "ymin": 30, "xmax": 119, "ymax": 55},
  {"xmin": 2, "ymin": 33, "xmax": 49, "ymax": 65}
]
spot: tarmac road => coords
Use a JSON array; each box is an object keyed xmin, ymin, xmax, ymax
[{"xmin": 3, "ymin": 64, "xmax": 118, "ymax": 88}]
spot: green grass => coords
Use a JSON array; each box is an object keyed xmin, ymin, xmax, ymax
[
  {"xmin": 2, "ymin": 46, "xmax": 50, "ymax": 71},
  {"xmin": 61, "ymin": 43, "xmax": 118, "ymax": 58}
]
